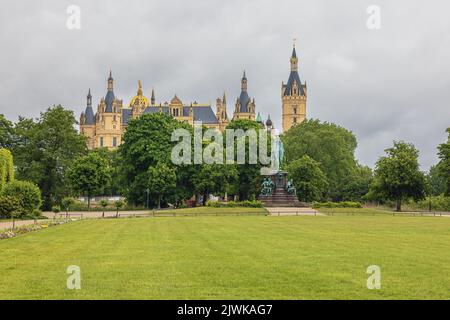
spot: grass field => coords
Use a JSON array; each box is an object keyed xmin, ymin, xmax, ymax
[{"xmin": 1, "ymin": 214, "xmax": 450, "ymax": 299}]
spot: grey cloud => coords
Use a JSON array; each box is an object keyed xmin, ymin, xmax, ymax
[{"xmin": 0, "ymin": 0, "xmax": 449, "ymax": 170}]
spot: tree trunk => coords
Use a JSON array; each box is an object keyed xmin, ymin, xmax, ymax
[
  {"xmin": 396, "ymin": 199, "xmax": 402, "ymax": 212},
  {"xmin": 87, "ymin": 192, "xmax": 91, "ymax": 211},
  {"xmin": 202, "ymin": 192, "xmax": 208, "ymax": 206},
  {"xmin": 158, "ymin": 194, "xmax": 161, "ymax": 209}
]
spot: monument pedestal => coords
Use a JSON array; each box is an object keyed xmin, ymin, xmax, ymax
[{"xmin": 258, "ymin": 170, "xmax": 308, "ymax": 207}]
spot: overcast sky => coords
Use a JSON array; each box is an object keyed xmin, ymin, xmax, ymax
[{"xmin": 0, "ymin": 0, "xmax": 449, "ymax": 170}]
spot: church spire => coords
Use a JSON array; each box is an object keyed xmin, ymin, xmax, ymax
[
  {"xmin": 241, "ymin": 70, "xmax": 247, "ymax": 92},
  {"xmin": 107, "ymin": 70, "xmax": 114, "ymax": 91},
  {"xmin": 87, "ymin": 88, "xmax": 92, "ymax": 106},
  {"xmin": 151, "ymin": 88, "xmax": 155, "ymax": 105},
  {"xmin": 290, "ymin": 44, "xmax": 298, "ymax": 72}
]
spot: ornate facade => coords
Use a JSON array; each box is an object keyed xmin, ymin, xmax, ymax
[
  {"xmin": 80, "ymin": 72, "xmax": 258, "ymax": 149},
  {"xmin": 281, "ymin": 45, "xmax": 307, "ymax": 132},
  {"xmin": 80, "ymin": 44, "xmax": 306, "ymax": 149}
]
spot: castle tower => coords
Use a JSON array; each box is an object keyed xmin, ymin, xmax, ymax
[
  {"xmin": 94, "ymin": 70, "xmax": 123, "ymax": 149},
  {"xmin": 281, "ymin": 44, "xmax": 307, "ymax": 132},
  {"xmin": 80, "ymin": 89, "xmax": 96, "ymax": 149},
  {"xmin": 151, "ymin": 88, "xmax": 155, "ymax": 106},
  {"xmin": 216, "ymin": 92, "xmax": 229, "ymax": 131},
  {"xmin": 233, "ymin": 71, "xmax": 256, "ymax": 121}
]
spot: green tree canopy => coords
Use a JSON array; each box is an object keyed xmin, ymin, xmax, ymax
[
  {"xmin": 282, "ymin": 119, "xmax": 358, "ymax": 200},
  {"xmin": 427, "ymin": 164, "xmax": 446, "ymax": 196},
  {"xmin": 119, "ymin": 113, "xmax": 193, "ymax": 205},
  {"xmin": 0, "ymin": 114, "xmax": 14, "ymax": 149},
  {"xmin": 225, "ymin": 119, "xmax": 268, "ymax": 200},
  {"xmin": 12, "ymin": 106, "xmax": 87, "ymax": 209},
  {"xmin": 68, "ymin": 153, "xmax": 111, "ymax": 210},
  {"xmin": 147, "ymin": 162, "xmax": 177, "ymax": 209},
  {"xmin": 368, "ymin": 141, "xmax": 426, "ymax": 211},
  {"xmin": 1, "ymin": 180, "xmax": 42, "ymax": 216},
  {"xmin": 437, "ymin": 128, "xmax": 450, "ymax": 195},
  {"xmin": 285, "ymin": 155, "xmax": 328, "ymax": 202}
]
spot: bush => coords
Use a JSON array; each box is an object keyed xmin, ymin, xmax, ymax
[
  {"xmin": 417, "ymin": 195, "xmax": 450, "ymax": 211},
  {"xmin": 0, "ymin": 148, "xmax": 14, "ymax": 191},
  {"xmin": 206, "ymin": 200, "xmax": 263, "ymax": 208},
  {"xmin": 61, "ymin": 197, "xmax": 76, "ymax": 212},
  {"xmin": 1, "ymin": 181, "xmax": 41, "ymax": 216},
  {"xmin": 0, "ymin": 195, "xmax": 21, "ymax": 219},
  {"xmin": 312, "ymin": 201, "xmax": 362, "ymax": 209},
  {"xmin": 52, "ymin": 205, "xmax": 61, "ymax": 214}
]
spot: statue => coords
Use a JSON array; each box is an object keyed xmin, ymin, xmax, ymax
[
  {"xmin": 270, "ymin": 134, "xmax": 285, "ymax": 172},
  {"xmin": 286, "ymin": 179, "xmax": 296, "ymax": 196},
  {"xmin": 260, "ymin": 177, "xmax": 275, "ymax": 196}
]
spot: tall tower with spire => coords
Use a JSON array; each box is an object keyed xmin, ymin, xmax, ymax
[
  {"xmin": 233, "ymin": 71, "xmax": 256, "ymax": 121},
  {"xmin": 281, "ymin": 43, "xmax": 307, "ymax": 132}
]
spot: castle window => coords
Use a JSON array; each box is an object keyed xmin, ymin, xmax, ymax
[
  {"xmin": 100, "ymin": 137, "xmax": 104, "ymax": 147},
  {"xmin": 113, "ymin": 115, "xmax": 116, "ymax": 122},
  {"xmin": 112, "ymin": 137, "xmax": 117, "ymax": 147},
  {"xmin": 293, "ymin": 117, "xmax": 297, "ymax": 124},
  {"xmin": 293, "ymin": 107, "xmax": 297, "ymax": 114}
]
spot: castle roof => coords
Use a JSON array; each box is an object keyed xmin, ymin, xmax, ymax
[
  {"xmin": 239, "ymin": 91, "xmax": 250, "ymax": 112},
  {"xmin": 284, "ymin": 71, "xmax": 305, "ymax": 96}
]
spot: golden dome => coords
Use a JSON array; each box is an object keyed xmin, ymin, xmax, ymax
[{"xmin": 129, "ymin": 80, "xmax": 150, "ymax": 108}]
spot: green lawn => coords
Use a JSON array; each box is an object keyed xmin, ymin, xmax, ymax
[
  {"xmin": 317, "ymin": 207, "xmax": 395, "ymax": 216},
  {"xmin": 1, "ymin": 215, "xmax": 450, "ymax": 299}
]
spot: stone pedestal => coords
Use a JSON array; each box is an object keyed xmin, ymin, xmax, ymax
[{"xmin": 259, "ymin": 170, "xmax": 307, "ymax": 207}]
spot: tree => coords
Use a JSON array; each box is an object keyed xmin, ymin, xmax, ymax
[
  {"xmin": 437, "ymin": 128, "xmax": 450, "ymax": 195},
  {"xmin": 99, "ymin": 199, "xmax": 109, "ymax": 218},
  {"xmin": 427, "ymin": 165, "xmax": 446, "ymax": 196},
  {"xmin": 0, "ymin": 195, "xmax": 21, "ymax": 228},
  {"xmin": 12, "ymin": 106, "xmax": 87, "ymax": 209},
  {"xmin": 118, "ymin": 113, "xmax": 193, "ymax": 205},
  {"xmin": 68, "ymin": 153, "xmax": 111, "ymax": 210},
  {"xmin": 368, "ymin": 141, "xmax": 426, "ymax": 211},
  {"xmin": 114, "ymin": 200, "xmax": 125, "ymax": 217},
  {"xmin": 0, "ymin": 114, "xmax": 14, "ymax": 149},
  {"xmin": 341, "ymin": 165, "xmax": 373, "ymax": 202},
  {"xmin": 282, "ymin": 119, "xmax": 358, "ymax": 200},
  {"xmin": 0, "ymin": 148, "xmax": 14, "ymax": 191},
  {"xmin": 192, "ymin": 164, "xmax": 238, "ymax": 205},
  {"xmin": 61, "ymin": 197, "xmax": 76, "ymax": 218},
  {"xmin": 147, "ymin": 162, "xmax": 177, "ymax": 209},
  {"xmin": 1, "ymin": 180, "xmax": 42, "ymax": 217},
  {"xmin": 285, "ymin": 155, "xmax": 328, "ymax": 202},
  {"xmin": 225, "ymin": 119, "xmax": 269, "ymax": 200}
]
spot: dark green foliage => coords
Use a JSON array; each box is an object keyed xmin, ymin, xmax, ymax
[
  {"xmin": 147, "ymin": 162, "xmax": 177, "ymax": 209},
  {"xmin": 225, "ymin": 119, "xmax": 268, "ymax": 200},
  {"xmin": 312, "ymin": 201, "xmax": 362, "ymax": 209},
  {"xmin": 437, "ymin": 128, "xmax": 450, "ymax": 195},
  {"xmin": 12, "ymin": 106, "xmax": 87, "ymax": 209},
  {"xmin": 1, "ymin": 180, "xmax": 42, "ymax": 216},
  {"xmin": 285, "ymin": 155, "xmax": 328, "ymax": 202},
  {"xmin": 68, "ymin": 153, "xmax": 111, "ymax": 210},
  {"xmin": 206, "ymin": 200, "xmax": 264, "ymax": 208},
  {"xmin": 0, "ymin": 114, "xmax": 14, "ymax": 149},
  {"xmin": 368, "ymin": 141, "xmax": 426, "ymax": 211},
  {"xmin": 427, "ymin": 165, "xmax": 447, "ymax": 196},
  {"xmin": 282, "ymin": 119, "xmax": 359, "ymax": 200},
  {"xmin": 119, "ymin": 113, "xmax": 193, "ymax": 205},
  {"xmin": 0, "ymin": 195, "xmax": 21, "ymax": 219}
]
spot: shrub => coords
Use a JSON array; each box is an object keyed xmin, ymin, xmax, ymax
[
  {"xmin": 1, "ymin": 181, "xmax": 42, "ymax": 216},
  {"xmin": 0, "ymin": 195, "xmax": 21, "ymax": 219},
  {"xmin": 312, "ymin": 201, "xmax": 362, "ymax": 209},
  {"xmin": 52, "ymin": 205, "xmax": 61, "ymax": 214},
  {"xmin": 417, "ymin": 195, "xmax": 450, "ymax": 211},
  {"xmin": 61, "ymin": 197, "xmax": 76, "ymax": 212},
  {"xmin": 206, "ymin": 200, "xmax": 263, "ymax": 208}
]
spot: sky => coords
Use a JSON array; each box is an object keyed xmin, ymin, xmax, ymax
[{"xmin": 0, "ymin": 0, "xmax": 449, "ymax": 170}]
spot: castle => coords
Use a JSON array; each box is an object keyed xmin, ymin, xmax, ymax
[{"xmin": 80, "ymin": 45, "xmax": 307, "ymax": 149}]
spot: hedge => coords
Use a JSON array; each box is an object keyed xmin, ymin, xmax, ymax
[{"xmin": 312, "ymin": 201, "xmax": 362, "ymax": 209}]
